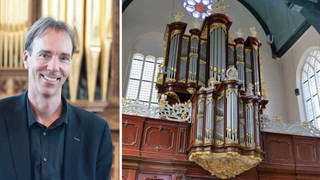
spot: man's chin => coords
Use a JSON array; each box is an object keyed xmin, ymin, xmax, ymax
[{"xmin": 39, "ymin": 88, "xmax": 60, "ymax": 98}]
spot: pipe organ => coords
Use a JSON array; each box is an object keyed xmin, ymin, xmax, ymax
[{"xmin": 156, "ymin": 12, "xmax": 268, "ymax": 179}]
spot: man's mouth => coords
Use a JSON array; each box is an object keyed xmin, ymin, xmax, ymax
[{"xmin": 41, "ymin": 75, "xmax": 60, "ymax": 82}]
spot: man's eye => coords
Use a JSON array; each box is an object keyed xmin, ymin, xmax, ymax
[
  {"xmin": 39, "ymin": 54, "xmax": 51, "ymax": 59},
  {"xmin": 60, "ymin": 57, "xmax": 70, "ymax": 61}
]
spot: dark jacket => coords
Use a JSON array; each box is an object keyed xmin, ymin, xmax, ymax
[{"xmin": 0, "ymin": 92, "xmax": 113, "ymax": 180}]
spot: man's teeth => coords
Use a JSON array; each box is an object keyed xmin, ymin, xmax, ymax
[{"xmin": 43, "ymin": 75, "xmax": 58, "ymax": 82}]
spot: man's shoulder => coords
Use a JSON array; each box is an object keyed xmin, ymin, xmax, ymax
[
  {"xmin": 0, "ymin": 94, "xmax": 22, "ymax": 111},
  {"xmin": 67, "ymin": 103, "xmax": 109, "ymax": 130}
]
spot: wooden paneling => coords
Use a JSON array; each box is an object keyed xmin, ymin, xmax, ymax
[
  {"xmin": 138, "ymin": 173, "xmax": 171, "ymax": 180},
  {"xmin": 294, "ymin": 136, "xmax": 319, "ymax": 166},
  {"xmin": 142, "ymin": 122, "xmax": 177, "ymax": 153},
  {"xmin": 123, "ymin": 115, "xmax": 320, "ymax": 179},
  {"xmin": 263, "ymin": 133, "xmax": 295, "ymax": 165}
]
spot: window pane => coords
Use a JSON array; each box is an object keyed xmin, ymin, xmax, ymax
[
  {"xmin": 154, "ymin": 64, "xmax": 160, "ymax": 81},
  {"xmin": 310, "ymin": 76, "xmax": 317, "ymax": 96},
  {"xmin": 142, "ymin": 62, "xmax": 154, "ymax": 81},
  {"xmin": 130, "ymin": 60, "xmax": 143, "ymax": 79},
  {"xmin": 133, "ymin": 53, "xmax": 144, "ymax": 60},
  {"xmin": 302, "ymin": 72, "xmax": 307, "ymax": 83},
  {"xmin": 306, "ymin": 100, "xmax": 314, "ymax": 121},
  {"xmin": 145, "ymin": 55, "xmax": 155, "ymax": 62},
  {"xmin": 139, "ymin": 81, "xmax": 152, "ymax": 101},
  {"xmin": 314, "ymin": 96, "xmax": 320, "ymax": 118},
  {"xmin": 303, "ymin": 81, "xmax": 311, "ymax": 100},
  {"xmin": 126, "ymin": 79, "xmax": 140, "ymax": 100}
]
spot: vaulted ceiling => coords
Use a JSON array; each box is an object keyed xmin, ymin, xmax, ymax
[{"xmin": 123, "ymin": 0, "xmax": 320, "ymax": 58}]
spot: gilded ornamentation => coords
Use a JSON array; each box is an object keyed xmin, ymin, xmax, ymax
[
  {"xmin": 165, "ymin": 77, "xmax": 176, "ymax": 83},
  {"xmin": 157, "ymin": 74, "xmax": 163, "ymax": 84},
  {"xmin": 187, "ymin": 87, "xmax": 196, "ymax": 94},
  {"xmin": 246, "ymin": 83, "xmax": 254, "ymax": 96},
  {"xmin": 226, "ymin": 66, "xmax": 239, "ymax": 80},
  {"xmin": 262, "ymin": 114, "xmax": 320, "ymax": 137},
  {"xmin": 171, "ymin": 30, "xmax": 181, "ymax": 39},
  {"xmin": 249, "ymin": 27, "xmax": 257, "ymax": 37},
  {"xmin": 189, "ymin": 151, "xmax": 262, "ymax": 179},
  {"xmin": 226, "ymin": 88, "xmax": 237, "ymax": 96},
  {"xmin": 236, "ymin": 28, "xmax": 244, "ymax": 38},
  {"xmin": 159, "ymin": 94, "xmax": 168, "ymax": 106},
  {"xmin": 164, "ymin": 91, "xmax": 180, "ymax": 103},
  {"xmin": 211, "ymin": 0, "xmax": 229, "ymax": 14},
  {"xmin": 157, "ymin": 101, "xmax": 191, "ymax": 122},
  {"xmin": 173, "ymin": 10, "xmax": 184, "ymax": 22},
  {"xmin": 210, "ymin": 23, "xmax": 227, "ymax": 34},
  {"xmin": 275, "ymin": 116, "xmax": 283, "ymax": 122},
  {"xmin": 261, "ymin": 81, "xmax": 268, "ymax": 100}
]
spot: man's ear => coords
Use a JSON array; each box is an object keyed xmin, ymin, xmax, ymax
[{"xmin": 23, "ymin": 50, "xmax": 30, "ymax": 69}]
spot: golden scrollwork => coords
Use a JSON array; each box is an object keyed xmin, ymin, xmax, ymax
[
  {"xmin": 189, "ymin": 151, "xmax": 262, "ymax": 179},
  {"xmin": 165, "ymin": 77, "xmax": 176, "ymax": 83},
  {"xmin": 199, "ymin": 59, "xmax": 206, "ymax": 65},
  {"xmin": 164, "ymin": 91, "xmax": 180, "ymax": 103},
  {"xmin": 171, "ymin": 30, "xmax": 181, "ymax": 39},
  {"xmin": 236, "ymin": 44, "xmax": 244, "ymax": 49},
  {"xmin": 180, "ymin": 56, "xmax": 187, "ymax": 61},
  {"xmin": 156, "ymin": 74, "xmax": 163, "ymax": 84},
  {"xmin": 201, "ymin": 26, "xmax": 208, "ymax": 39},
  {"xmin": 178, "ymin": 79, "xmax": 186, "ymax": 83},
  {"xmin": 187, "ymin": 87, "xmax": 196, "ymax": 94},
  {"xmin": 226, "ymin": 138, "xmax": 238, "ymax": 144},
  {"xmin": 182, "ymin": 36, "xmax": 189, "ymax": 41},
  {"xmin": 210, "ymin": 23, "xmax": 227, "ymax": 34},
  {"xmin": 226, "ymin": 88, "xmax": 238, "ymax": 96},
  {"xmin": 191, "ymin": 35, "xmax": 199, "ymax": 40}
]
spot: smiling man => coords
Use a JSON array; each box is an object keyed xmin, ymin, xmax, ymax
[{"xmin": 0, "ymin": 17, "xmax": 113, "ymax": 180}]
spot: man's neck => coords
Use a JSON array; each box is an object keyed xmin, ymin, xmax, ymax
[{"xmin": 28, "ymin": 91, "xmax": 63, "ymax": 127}]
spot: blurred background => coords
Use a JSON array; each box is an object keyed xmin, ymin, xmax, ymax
[{"xmin": 0, "ymin": 0, "xmax": 119, "ymax": 178}]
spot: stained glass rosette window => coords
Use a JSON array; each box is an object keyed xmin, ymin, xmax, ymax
[{"xmin": 183, "ymin": 0, "xmax": 218, "ymax": 19}]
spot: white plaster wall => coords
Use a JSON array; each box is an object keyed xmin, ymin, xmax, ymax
[
  {"xmin": 280, "ymin": 27, "xmax": 320, "ymax": 123},
  {"xmin": 122, "ymin": 0, "xmax": 290, "ymax": 121}
]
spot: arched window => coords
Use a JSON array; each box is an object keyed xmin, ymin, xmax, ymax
[
  {"xmin": 126, "ymin": 53, "xmax": 164, "ymax": 108},
  {"xmin": 301, "ymin": 50, "xmax": 320, "ymax": 129}
]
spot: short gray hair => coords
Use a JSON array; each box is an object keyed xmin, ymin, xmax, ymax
[{"xmin": 25, "ymin": 17, "xmax": 75, "ymax": 55}]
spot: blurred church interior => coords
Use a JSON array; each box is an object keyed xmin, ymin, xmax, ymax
[{"xmin": 0, "ymin": 0, "xmax": 119, "ymax": 179}]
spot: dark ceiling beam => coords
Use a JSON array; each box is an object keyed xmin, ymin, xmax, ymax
[
  {"xmin": 237, "ymin": 0, "xmax": 278, "ymax": 58},
  {"xmin": 123, "ymin": 0, "xmax": 133, "ymax": 12},
  {"xmin": 287, "ymin": 0, "xmax": 320, "ymax": 34}
]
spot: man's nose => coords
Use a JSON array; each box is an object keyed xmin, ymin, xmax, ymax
[{"xmin": 47, "ymin": 57, "xmax": 59, "ymax": 72}]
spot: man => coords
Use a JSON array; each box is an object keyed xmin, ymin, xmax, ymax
[{"xmin": 0, "ymin": 17, "xmax": 113, "ymax": 179}]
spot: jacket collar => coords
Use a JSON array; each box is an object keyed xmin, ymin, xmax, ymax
[{"xmin": 63, "ymin": 103, "xmax": 85, "ymax": 179}]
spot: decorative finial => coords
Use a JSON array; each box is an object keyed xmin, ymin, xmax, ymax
[
  {"xmin": 159, "ymin": 94, "xmax": 168, "ymax": 106},
  {"xmin": 123, "ymin": 97, "xmax": 132, "ymax": 105},
  {"xmin": 236, "ymin": 28, "xmax": 244, "ymax": 38},
  {"xmin": 211, "ymin": 0, "xmax": 229, "ymax": 14},
  {"xmin": 226, "ymin": 66, "xmax": 239, "ymax": 80},
  {"xmin": 249, "ymin": 27, "xmax": 257, "ymax": 37},
  {"xmin": 173, "ymin": 10, "xmax": 184, "ymax": 22},
  {"xmin": 192, "ymin": 20, "xmax": 201, "ymax": 29},
  {"xmin": 246, "ymin": 83, "xmax": 254, "ymax": 96}
]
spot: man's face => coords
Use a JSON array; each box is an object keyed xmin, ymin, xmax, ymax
[{"xmin": 23, "ymin": 28, "xmax": 73, "ymax": 98}]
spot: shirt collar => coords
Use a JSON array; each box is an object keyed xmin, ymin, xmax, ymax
[{"xmin": 26, "ymin": 94, "xmax": 68, "ymax": 128}]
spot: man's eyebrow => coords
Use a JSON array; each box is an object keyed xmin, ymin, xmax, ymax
[
  {"xmin": 60, "ymin": 53, "xmax": 71, "ymax": 58},
  {"xmin": 37, "ymin": 50, "xmax": 52, "ymax": 54},
  {"xmin": 37, "ymin": 50, "xmax": 71, "ymax": 57}
]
